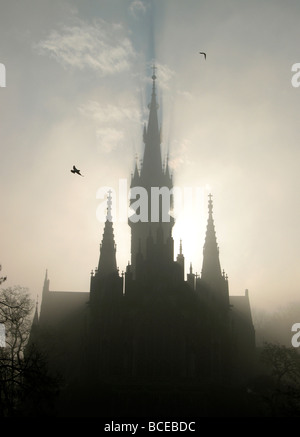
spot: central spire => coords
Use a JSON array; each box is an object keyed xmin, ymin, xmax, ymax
[
  {"xmin": 151, "ymin": 64, "xmax": 157, "ymax": 91},
  {"xmin": 140, "ymin": 64, "xmax": 163, "ymax": 184},
  {"xmin": 128, "ymin": 66, "xmax": 174, "ymax": 274}
]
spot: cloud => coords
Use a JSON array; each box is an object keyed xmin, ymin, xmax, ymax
[
  {"xmin": 96, "ymin": 128, "xmax": 124, "ymax": 153},
  {"xmin": 176, "ymin": 90, "xmax": 193, "ymax": 101},
  {"xmin": 169, "ymin": 138, "xmax": 193, "ymax": 170},
  {"xmin": 129, "ymin": 0, "xmax": 148, "ymax": 19},
  {"xmin": 78, "ymin": 100, "xmax": 142, "ymax": 153},
  {"xmin": 34, "ymin": 18, "xmax": 136, "ymax": 76},
  {"xmin": 78, "ymin": 100, "xmax": 141, "ymax": 125}
]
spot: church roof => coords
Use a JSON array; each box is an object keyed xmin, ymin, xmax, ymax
[
  {"xmin": 39, "ymin": 290, "xmax": 89, "ymax": 327},
  {"xmin": 229, "ymin": 291, "xmax": 254, "ymax": 327}
]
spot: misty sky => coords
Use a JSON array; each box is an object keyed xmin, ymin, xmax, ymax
[{"xmin": 1, "ymin": 0, "xmax": 300, "ymax": 314}]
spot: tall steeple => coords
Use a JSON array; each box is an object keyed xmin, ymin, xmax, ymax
[
  {"xmin": 129, "ymin": 66, "xmax": 174, "ymax": 275},
  {"xmin": 201, "ymin": 194, "xmax": 222, "ymax": 285},
  {"xmin": 90, "ymin": 191, "xmax": 122, "ymax": 307},
  {"xmin": 201, "ymin": 194, "xmax": 229, "ymax": 308},
  {"xmin": 140, "ymin": 65, "xmax": 163, "ymax": 185},
  {"xmin": 97, "ymin": 190, "xmax": 117, "ymax": 277}
]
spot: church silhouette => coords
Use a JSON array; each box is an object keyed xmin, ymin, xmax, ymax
[{"xmin": 30, "ymin": 70, "xmax": 256, "ymax": 417}]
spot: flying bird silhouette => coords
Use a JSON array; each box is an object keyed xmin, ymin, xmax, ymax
[
  {"xmin": 71, "ymin": 165, "xmax": 84, "ymax": 177},
  {"xmin": 199, "ymin": 52, "xmax": 206, "ymax": 60}
]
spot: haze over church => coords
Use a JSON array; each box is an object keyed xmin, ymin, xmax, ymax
[{"xmin": 30, "ymin": 69, "xmax": 255, "ymax": 416}]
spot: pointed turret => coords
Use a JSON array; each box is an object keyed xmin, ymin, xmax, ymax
[
  {"xmin": 90, "ymin": 191, "xmax": 123, "ymax": 307},
  {"xmin": 32, "ymin": 297, "xmax": 39, "ymax": 326},
  {"xmin": 97, "ymin": 190, "xmax": 118, "ymax": 277},
  {"xmin": 26, "ymin": 297, "xmax": 39, "ymax": 352},
  {"xmin": 131, "ymin": 155, "xmax": 140, "ymax": 188},
  {"xmin": 164, "ymin": 152, "xmax": 173, "ymax": 190},
  {"xmin": 43, "ymin": 269, "xmax": 50, "ymax": 295},
  {"xmin": 201, "ymin": 194, "xmax": 222, "ymax": 285},
  {"xmin": 38, "ymin": 270, "xmax": 49, "ymax": 324},
  {"xmin": 165, "ymin": 154, "xmax": 170, "ymax": 179},
  {"xmin": 176, "ymin": 239, "xmax": 185, "ymax": 280},
  {"xmin": 187, "ymin": 262, "xmax": 195, "ymax": 290},
  {"xmin": 140, "ymin": 66, "xmax": 163, "ymax": 185},
  {"xmin": 201, "ymin": 194, "xmax": 229, "ymax": 308}
]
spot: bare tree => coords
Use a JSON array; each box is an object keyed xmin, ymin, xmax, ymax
[
  {"xmin": 0, "ymin": 265, "xmax": 7, "ymax": 286},
  {"xmin": 257, "ymin": 342, "xmax": 300, "ymax": 416},
  {"xmin": 0, "ymin": 287, "xmax": 60, "ymax": 416},
  {"xmin": 261, "ymin": 342, "xmax": 300, "ymax": 385}
]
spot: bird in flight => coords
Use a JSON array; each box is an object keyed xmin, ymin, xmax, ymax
[
  {"xmin": 71, "ymin": 165, "xmax": 84, "ymax": 177},
  {"xmin": 199, "ymin": 52, "xmax": 206, "ymax": 60}
]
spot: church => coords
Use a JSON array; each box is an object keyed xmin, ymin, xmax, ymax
[{"xmin": 31, "ymin": 70, "xmax": 256, "ymax": 417}]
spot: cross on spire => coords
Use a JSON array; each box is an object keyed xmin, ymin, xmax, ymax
[
  {"xmin": 150, "ymin": 64, "xmax": 158, "ymax": 101},
  {"xmin": 106, "ymin": 190, "xmax": 113, "ymax": 222},
  {"xmin": 152, "ymin": 64, "xmax": 157, "ymax": 80},
  {"xmin": 208, "ymin": 193, "xmax": 213, "ymax": 215}
]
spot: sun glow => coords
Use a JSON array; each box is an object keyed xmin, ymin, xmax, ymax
[{"xmin": 172, "ymin": 186, "xmax": 210, "ymax": 278}]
